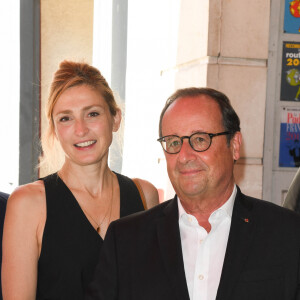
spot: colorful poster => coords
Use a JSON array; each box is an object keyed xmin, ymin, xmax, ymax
[
  {"xmin": 279, "ymin": 107, "xmax": 300, "ymax": 167},
  {"xmin": 284, "ymin": 0, "xmax": 300, "ymax": 34},
  {"xmin": 280, "ymin": 42, "xmax": 300, "ymax": 101}
]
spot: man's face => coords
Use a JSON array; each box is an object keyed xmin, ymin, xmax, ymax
[{"xmin": 161, "ymin": 95, "xmax": 241, "ymax": 202}]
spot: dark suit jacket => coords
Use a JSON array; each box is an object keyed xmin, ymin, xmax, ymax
[
  {"xmin": 86, "ymin": 187, "xmax": 300, "ymax": 300},
  {"xmin": 0, "ymin": 192, "xmax": 8, "ymax": 300}
]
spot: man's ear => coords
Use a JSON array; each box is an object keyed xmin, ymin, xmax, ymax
[
  {"xmin": 112, "ymin": 109, "xmax": 122, "ymax": 132},
  {"xmin": 231, "ymin": 131, "xmax": 242, "ymax": 161}
]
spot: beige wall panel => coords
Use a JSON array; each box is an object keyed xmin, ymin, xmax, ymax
[
  {"xmin": 41, "ymin": 0, "xmax": 93, "ymax": 86},
  {"xmin": 41, "ymin": 0, "xmax": 93, "ymax": 63},
  {"xmin": 206, "ymin": 63, "xmax": 220, "ymax": 89},
  {"xmin": 40, "ymin": 0, "xmax": 94, "ymax": 176},
  {"xmin": 207, "ymin": 0, "xmax": 222, "ymax": 57},
  {"xmin": 234, "ymin": 164, "xmax": 263, "ymax": 199},
  {"xmin": 174, "ymin": 62, "xmax": 208, "ymax": 89},
  {"xmin": 220, "ymin": 0, "xmax": 270, "ymax": 59},
  {"xmin": 176, "ymin": 0, "xmax": 209, "ymax": 64},
  {"xmin": 214, "ymin": 64, "xmax": 267, "ymax": 159}
]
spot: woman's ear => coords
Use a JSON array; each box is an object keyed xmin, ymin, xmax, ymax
[{"xmin": 112, "ymin": 109, "xmax": 122, "ymax": 132}]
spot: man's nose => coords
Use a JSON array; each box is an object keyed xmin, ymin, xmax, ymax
[{"xmin": 178, "ymin": 139, "xmax": 197, "ymax": 163}]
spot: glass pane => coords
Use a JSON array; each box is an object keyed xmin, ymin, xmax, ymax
[{"xmin": 0, "ymin": 2, "xmax": 20, "ymax": 193}]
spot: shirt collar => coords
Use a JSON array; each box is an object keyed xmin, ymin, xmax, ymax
[{"xmin": 177, "ymin": 185, "xmax": 237, "ymax": 221}]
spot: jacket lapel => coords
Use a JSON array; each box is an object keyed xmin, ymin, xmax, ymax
[
  {"xmin": 156, "ymin": 196, "xmax": 190, "ymax": 300},
  {"xmin": 216, "ymin": 187, "xmax": 256, "ymax": 300}
]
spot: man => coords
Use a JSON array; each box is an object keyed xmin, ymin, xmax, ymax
[
  {"xmin": 86, "ymin": 88, "xmax": 300, "ymax": 300},
  {"xmin": 283, "ymin": 167, "xmax": 300, "ymax": 212},
  {"xmin": 0, "ymin": 191, "xmax": 8, "ymax": 300}
]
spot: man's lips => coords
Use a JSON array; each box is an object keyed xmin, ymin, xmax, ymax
[{"xmin": 179, "ymin": 168, "xmax": 202, "ymax": 176}]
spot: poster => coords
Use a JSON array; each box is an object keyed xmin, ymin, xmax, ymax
[
  {"xmin": 279, "ymin": 107, "xmax": 300, "ymax": 167},
  {"xmin": 284, "ymin": 0, "xmax": 300, "ymax": 34},
  {"xmin": 280, "ymin": 42, "xmax": 300, "ymax": 101}
]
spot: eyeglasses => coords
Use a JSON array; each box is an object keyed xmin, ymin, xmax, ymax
[{"xmin": 157, "ymin": 131, "xmax": 232, "ymax": 154}]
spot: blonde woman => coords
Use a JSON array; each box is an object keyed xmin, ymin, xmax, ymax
[{"xmin": 2, "ymin": 61, "xmax": 159, "ymax": 299}]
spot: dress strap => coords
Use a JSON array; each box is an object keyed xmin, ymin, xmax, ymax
[
  {"xmin": 132, "ymin": 178, "xmax": 147, "ymax": 210},
  {"xmin": 114, "ymin": 172, "xmax": 145, "ymax": 217}
]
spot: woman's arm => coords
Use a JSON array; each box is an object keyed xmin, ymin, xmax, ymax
[
  {"xmin": 135, "ymin": 179, "xmax": 159, "ymax": 209},
  {"xmin": 2, "ymin": 181, "xmax": 46, "ymax": 300}
]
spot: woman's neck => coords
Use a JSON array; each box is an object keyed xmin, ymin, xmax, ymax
[{"xmin": 58, "ymin": 161, "xmax": 113, "ymax": 197}]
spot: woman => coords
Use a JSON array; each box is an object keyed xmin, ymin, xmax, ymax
[{"xmin": 2, "ymin": 61, "xmax": 159, "ymax": 299}]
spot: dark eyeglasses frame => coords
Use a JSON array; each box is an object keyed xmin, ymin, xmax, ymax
[{"xmin": 157, "ymin": 131, "xmax": 232, "ymax": 154}]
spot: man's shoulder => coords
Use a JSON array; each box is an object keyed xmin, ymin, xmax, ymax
[
  {"xmin": 238, "ymin": 190, "xmax": 300, "ymax": 227},
  {"xmin": 112, "ymin": 198, "xmax": 174, "ymax": 229},
  {"xmin": 0, "ymin": 191, "xmax": 9, "ymax": 207},
  {"xmin": 0, "ymin": 191, "xmax": 9, "ymax": 199}
]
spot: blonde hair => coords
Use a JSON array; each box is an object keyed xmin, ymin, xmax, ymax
[{"xmin": 40, "ymin": 60, "xmax": 120, "ymax": 174}]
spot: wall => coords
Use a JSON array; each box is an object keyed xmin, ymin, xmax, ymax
[{"xmin": 40, "ymin": 0, "xmax": 94, "ymax": 176}]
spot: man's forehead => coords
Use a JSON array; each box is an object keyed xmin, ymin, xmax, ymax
[
  {"xmin": 166, "ymin": 94, "xmax": 220, "ymax": 115},
  {"xmin": 162, "ymin": 95, "xmax": 223, "ymax": 133}
]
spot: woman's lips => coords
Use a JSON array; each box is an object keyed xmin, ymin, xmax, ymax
[{"xmin": 74, "ymin": 140, "xmax": 97, "ymax": 148}]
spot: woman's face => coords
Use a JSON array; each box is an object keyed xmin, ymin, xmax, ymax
[{"xmin": 52, "ymin": 84, "xmax": 121, "ymax": 167}]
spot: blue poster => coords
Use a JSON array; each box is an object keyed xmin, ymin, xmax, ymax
[
  {"xmin": 284, "ymin": 0, "xmax": 300, "ymax": 34},
  {"xmin": 279, "ymin": 107, "xmax": 300, "ymax": 167}
]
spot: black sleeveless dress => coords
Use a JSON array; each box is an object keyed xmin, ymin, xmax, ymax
[{"xmin": 36, "ymin": 172, "xmax": 144, "ymax": 300}]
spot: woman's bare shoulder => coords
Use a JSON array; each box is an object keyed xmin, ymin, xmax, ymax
[
  {"xmin": 2, "ymin": 181, "xmax": 46, "ymax": 299},
  {"xmin": 7, "ymin": 180, "xmax": 46, "ymax": 213}
]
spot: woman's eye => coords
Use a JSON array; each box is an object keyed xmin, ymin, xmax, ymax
[
  {"xmin": 88, "ymin": 112, "xmax": 99, "ymax": 117},
  {"xmin": 59, "ymin": 116, "xmax": 70, "ymax": 122}
]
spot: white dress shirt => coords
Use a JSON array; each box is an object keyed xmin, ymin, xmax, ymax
[{"xmin": 178, "ymin": 185, "xmax": 237, "ymax": 300}]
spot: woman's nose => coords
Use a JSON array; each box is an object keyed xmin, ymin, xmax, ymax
[{"xmin": 74, "ymin": 119, "xmax": 88, "ymax": 136}]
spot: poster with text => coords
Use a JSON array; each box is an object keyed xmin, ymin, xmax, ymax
[
  {"xmin": 284, "ymin": 0, "xmax": 300, "ymax": 34},
  {"xmin": 280, "ymin": 42, "xmax": 300, "ymax": 101},
  {"xmin": 279, "ymin": 107, "xmax": 300, "ymax": 167}
]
